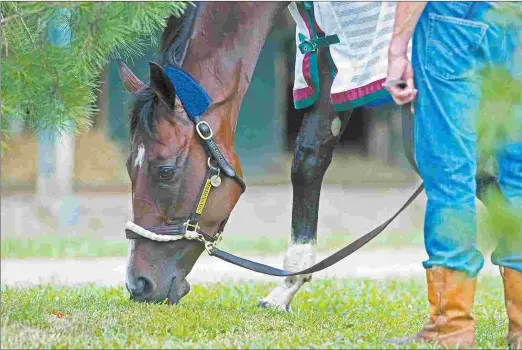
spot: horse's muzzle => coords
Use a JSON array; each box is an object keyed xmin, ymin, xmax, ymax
[{"xmin": 127, "ymin": 275, "xmax": 190, "ymax": 304}]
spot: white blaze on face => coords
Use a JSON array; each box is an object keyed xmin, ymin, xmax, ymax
[{"xmin": 134, "ymin": 143, "xmax": 145, "ymax": 168}]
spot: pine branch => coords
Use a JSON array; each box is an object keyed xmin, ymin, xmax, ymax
[
  {"xmin": 2, "ymin": 2, "xmax": 186, "ymax": 138},
  {"xmin": 13, "ymin": 6, "xmax": 35, "ymax": 46},
  {"xmin": 0, "ymin": 9, "xmax": 41, "ymax": 25}
]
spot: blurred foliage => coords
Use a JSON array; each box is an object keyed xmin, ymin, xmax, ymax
[
  {"xmin": 481, "ymin": 188, "xmax": 522, "ymax": 248},
  {"xmin": 0, "ymin": 2, "xmax": 186, "ymax": 142},
  {"xmin": 486, "ymin": 2, "xmax": 522, "ymax": 25},
  {"xmin": 478, "ymin": 4, "xmax": 522, "ymax": 163},
  {"xmin": 477, "ymin": 4, "xmax": 522, "ymax": 245},
  {"xmin": 477, "ymin": 67, "xmax": 522, "ymax": 168}
]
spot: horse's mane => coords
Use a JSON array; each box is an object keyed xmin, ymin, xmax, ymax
[
  {"xmin": 129, "ymin": 3, "xmax": 199, "ymax": 136},
  {"xmin": 158, "ymin": 3, "xmax": 199, "ymax": 67}
]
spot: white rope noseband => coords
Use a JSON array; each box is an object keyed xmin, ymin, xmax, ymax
[
  {"xmin": 126, "ymin": 221, "xmax": 186, "ymax": 242},
  {"xmin": 125, "ymin": 221, "xmax": 219, "ymax": 253}
]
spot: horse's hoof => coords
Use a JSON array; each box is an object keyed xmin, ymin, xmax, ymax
[{"xmin": 258, "ymin": 299, "xmax": 291, "ymax": 312}]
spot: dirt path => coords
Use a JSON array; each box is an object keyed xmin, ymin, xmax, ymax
[{"xmin": 1, "ymin": 249, "xmax": 499, "ymax": 287}]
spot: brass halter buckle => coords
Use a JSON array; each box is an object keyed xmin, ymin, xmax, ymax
[
  {"xmin": 184, "ymin": 231, "xmax": 201, "ymax": 241},
  {"xmin": 196, "ymin": 121, "xmax": 213, "ymax": 140},
  {"xmin": 183, "ymin": 220, "xmax": 200, "ymax": 234}
]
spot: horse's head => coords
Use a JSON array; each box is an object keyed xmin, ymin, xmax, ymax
[{"xmin": 119, "ymin": 61, "xmax": 244, "ymax": 303}]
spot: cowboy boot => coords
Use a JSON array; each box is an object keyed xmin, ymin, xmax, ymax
[
  {"xmin": 390, "ymin": 266, "xmax": 477, "ymax": 348},
  {"xmin": 501, "ymin": 267, "xmax": 522, "ymax": 349}
]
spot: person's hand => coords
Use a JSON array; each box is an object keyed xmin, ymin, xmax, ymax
[{"xmin": 384, "ymin": 53, "xmax": 417, "ymax": 105}]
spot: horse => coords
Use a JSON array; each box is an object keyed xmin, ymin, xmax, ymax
[{"xmin": 118, "ymin": 2, "xmax": 497, "ymax": 310}]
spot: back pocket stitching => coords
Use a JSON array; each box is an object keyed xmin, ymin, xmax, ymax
[{"xmin": 426, "ymin": 14, "xmax": 488, "ymax": 80}]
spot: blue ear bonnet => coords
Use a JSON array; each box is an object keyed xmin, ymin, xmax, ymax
[{"xmin": 164, "ymin": 66, "xmax": 212, "ymax": 120}]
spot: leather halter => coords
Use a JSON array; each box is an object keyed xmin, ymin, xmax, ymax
[
  {"xmin": 125, "ymin": 66, "xmax": 425, "ymax": 276},
  {"xmin": 125, "ymin": 66, "xmax": 246, "ymax": 252},
  {"xmin": 125, "ymin": 117, "xmax": 247, "ymax": 252}
]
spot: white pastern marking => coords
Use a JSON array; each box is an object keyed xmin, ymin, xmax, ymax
[
  {"xmin": 260, "ymin": 243, "xmax": 316, "ymax": 311},
  {"xmin": 283, "ymin": 242, "xmax": 316, "ymax": 272},
  {"xmin": 134, "ymin": 143, "xmax": 145, "ymax": 168}
]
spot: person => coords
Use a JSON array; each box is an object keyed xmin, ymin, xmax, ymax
[{"xmin": 385, "ymin": 2, "xmax": 522, "ymax": 348}]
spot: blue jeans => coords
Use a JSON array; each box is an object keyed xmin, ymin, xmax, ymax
[{"xmin": 412, "ymin": 2, "xmax": 522, "ymax": 277}]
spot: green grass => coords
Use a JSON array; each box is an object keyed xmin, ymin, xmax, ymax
[
  {"xmin": 219, "ymin": 229, "xmax": 424, "ymax": 255},
  {"xmin": 1, "ymin": 229, "xmax": 423, "ymax": 259},
  {"xmin": 1, "ymin": 277, "xmax": 509, "ymax": 349},
  {"xmin": 1, "ymin": 236, "xmax": 128, "ymax": 259}
]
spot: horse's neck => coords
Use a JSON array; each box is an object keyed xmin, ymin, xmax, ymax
[{"xmin": 182, "ymin": 2, "xmax": 287, "ymax": 132}]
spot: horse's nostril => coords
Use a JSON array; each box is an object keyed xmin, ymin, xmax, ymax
[{"xmin": 127, "ymin": 277, "xmax": 151, "ymax": 299}]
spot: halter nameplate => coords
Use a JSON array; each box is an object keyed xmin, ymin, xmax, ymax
[
  {"xmin": 165, "ymin": 66, "xmax": 212, "ymax": 120},
  {"xmin": 196, "ymin": 179, "xmax": 212, "ymax": 215}
]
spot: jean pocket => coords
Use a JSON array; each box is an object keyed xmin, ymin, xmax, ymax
[{"xmin": 426, "ymin": 13, "xmax": 488, "ymax": 80}]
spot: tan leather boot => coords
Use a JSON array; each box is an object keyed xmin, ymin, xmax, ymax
[
  {"xmin": 501, "ymin": 267, "xmax": 522, "ymax": 349},
  {"xmin": 390, "ymin": 266, "xmax": 477, "ymax": 348}
]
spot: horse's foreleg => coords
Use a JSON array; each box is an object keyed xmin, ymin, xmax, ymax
[{"xmin": 259, "ymin": 104, "xmax": 352, "ymax": 311}]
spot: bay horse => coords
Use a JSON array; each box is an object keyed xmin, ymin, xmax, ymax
[
  {"xmin": 118, "ymin": 2, "xmax": 495, "ymax": 310},
  {"xmin": 120, "ymin": 2, "xmax": 347, "ymax": 309}
]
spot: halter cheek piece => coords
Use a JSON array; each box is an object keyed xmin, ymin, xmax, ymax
[
  {"xmin": 125, "ymin": 66, "xmax": 425, "ymax": 277},
  {"xmin": 125, "ymin": 66, "xmax": 246, "ymax": 253}
]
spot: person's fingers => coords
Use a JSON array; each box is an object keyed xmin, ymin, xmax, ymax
[
  {"xmin": 404, "ymin": 89, "xmax": 417, "ymax": 104},
  {"xmin": 406, "ymin": 78, "xmax": 414, "ymax": 90},
  {"xmin": 389, "ymin": 86, "xmax": 414, "ymax": 98},
  {"xmin": 404, "ymin": 61, "xmax": 414, "ymax": 79},
  {"xmin": 390, "ymin": 88, "xmax": 417, "ymax": 105},
  {"xmin": 385, "ymin": 57, "xmax": 418, "ymax": 105}
]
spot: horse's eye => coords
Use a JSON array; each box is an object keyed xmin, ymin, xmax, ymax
[{"xmin": 158, "ymin": 166, "xmax": 175, "ymax": 181}]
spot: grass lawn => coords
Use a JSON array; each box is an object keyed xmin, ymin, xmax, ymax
[
  {"xmin": 0, "ymin": 229, "xmax": 424, "ymax": 259},
  {"xmin": 1, "ymin": 276, "xmax": 509, "ymax": 349},
  {"xmin": 1, "ymin": 236, "xmax": 128, "ymax": 259}
]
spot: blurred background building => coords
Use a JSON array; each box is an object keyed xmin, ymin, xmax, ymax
[{"xmin": 2, "ymin": 11, "xmax": 415, "ymax": 195}]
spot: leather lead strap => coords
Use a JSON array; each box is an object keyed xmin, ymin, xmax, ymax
[
  {"xmin": 400, "ymin": 103, "xmax": 420, "ymax": 175},
  {"xmin": 209, "ymin": 184, "xmax": 424, "ymax": 276}
]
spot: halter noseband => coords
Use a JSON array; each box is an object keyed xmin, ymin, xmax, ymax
[{"xmin": 125, "ymin": 66, "xmax": 246, "ymax": 254}]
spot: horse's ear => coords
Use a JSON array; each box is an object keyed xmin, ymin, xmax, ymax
[
  {"xmin": 118, "ymin": 60, "xmax": 145, "ymax": 94},
  {"xmin": 149, "ymin": 62, "xmax": 176, "ymax": 109}
]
